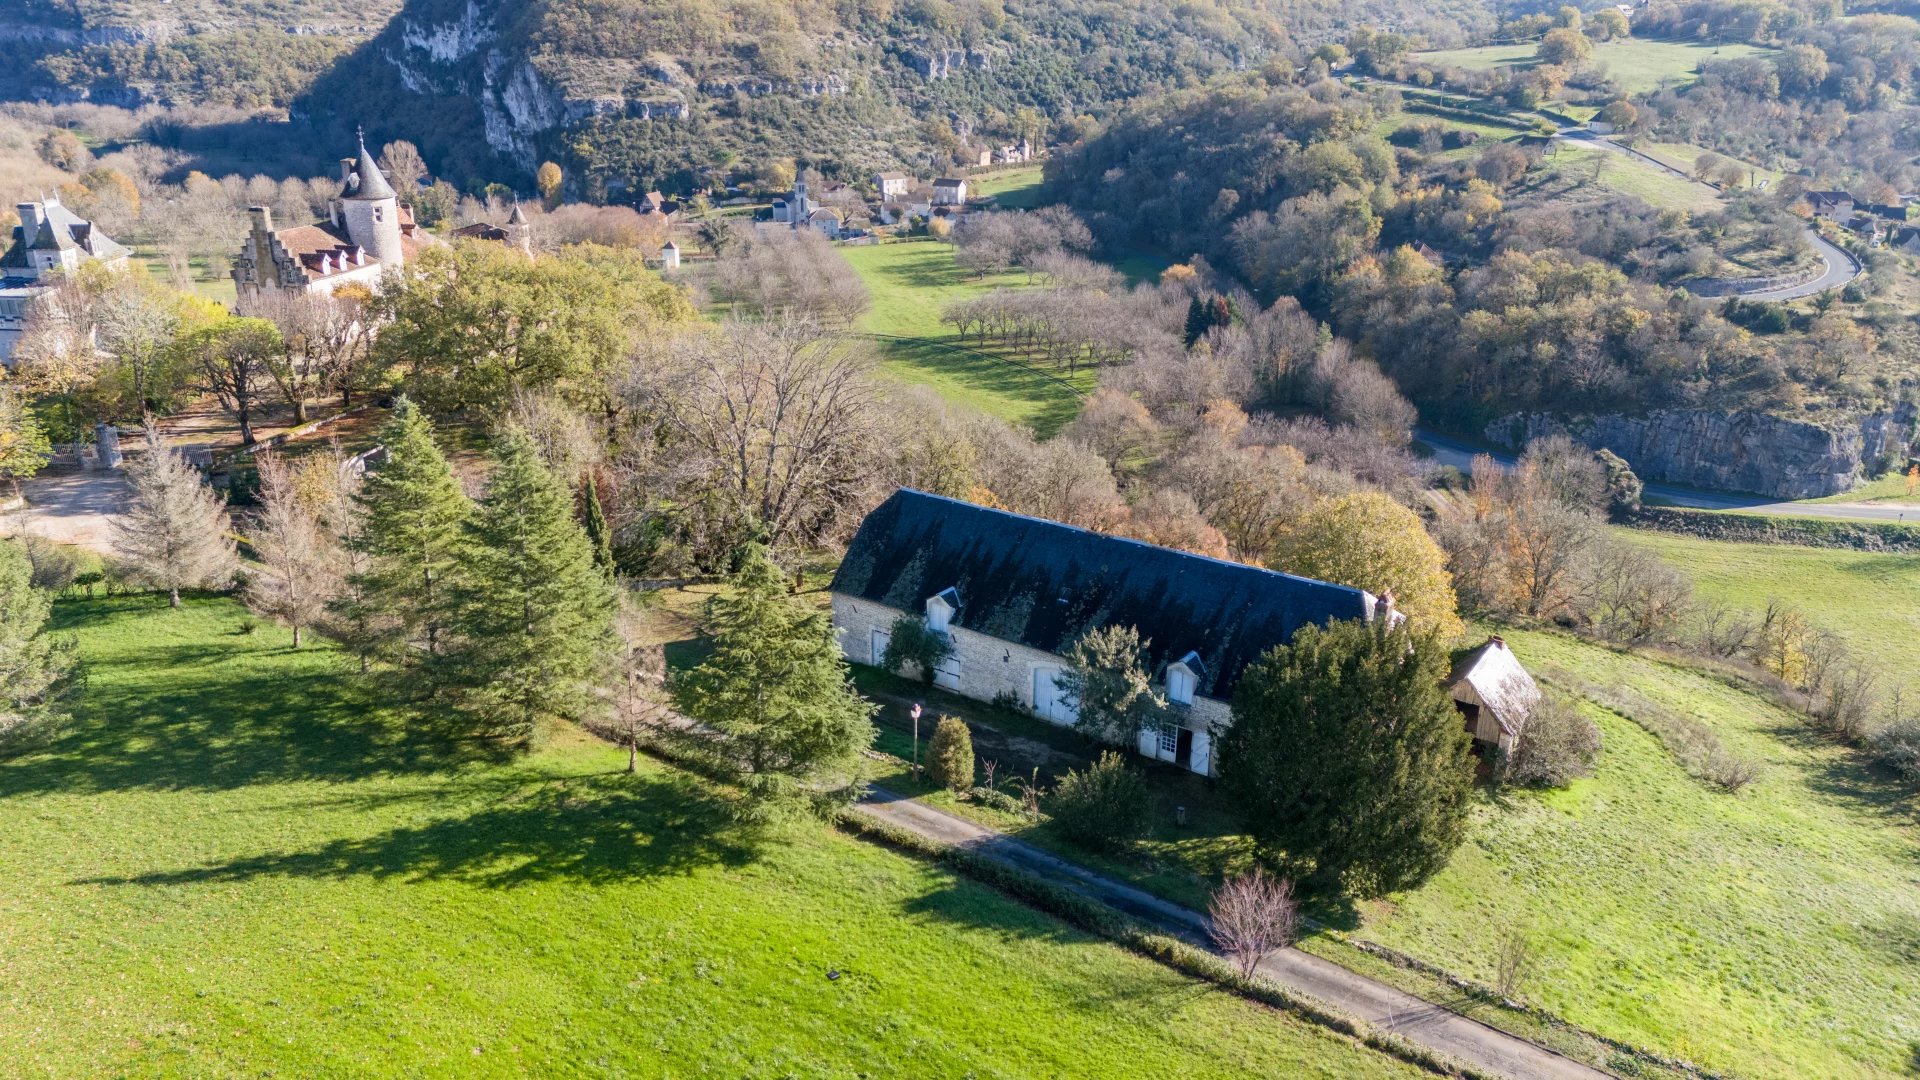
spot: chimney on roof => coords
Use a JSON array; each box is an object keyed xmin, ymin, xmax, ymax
[
  {"xmin": 340, "ymin": 157, "xmax": 357, "ymax": 186},
  {"xmin": 1378, "ymin": 588, "xmax": 1396, "ymax": 619},
  {"xmin": 16, "ymin": 202, "xmax": 38, "ymax": 249},
  {"xmin": 1488, "ymin": 634, "xmax": 1506, "ymax": 649}
]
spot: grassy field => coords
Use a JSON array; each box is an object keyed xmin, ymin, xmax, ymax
[
  {"xmin": 1621, "ymin": 528, "xmax": 1920, "ymax": 692},
  {"xmin": 0, "ymin": 595, "xmax": 1429, "ymax": 1078},
  {"xmin": 863, "ymin": 622, "xmax": 1920, "ymax": 1079},
  {"xmin": 1415, "ymin": 38, "xmax": 1774, "ymax": 97},
  {"xmin": 1544, "ymin": 142, "xmax": 1721, "ymax": 213},
  {"xmin": 972, "ymin": 163, "xmax": 1047, "ymax": 210},
  {"xmin": 841, "ymin": 240, "xmax": 1091, "ymax": 434},
  {"xmin": 1634, "ymin": 141, "xmax": 1787, "ymax": 190},
  {"xmin": 130, "ymin": 243, "xmax": 239, "ymax": 308}
]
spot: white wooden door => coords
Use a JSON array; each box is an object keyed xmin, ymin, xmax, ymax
[
  {"xmin": 1032, "ymin": 666, "xmax": 1076, "ymax": 725},
  {"xmin": 870, "ymin": 628, "xmax": 890, "ymax": 667},
  {"xmin": 933, "ymin": 653, "xmax": 961, "ymax": 690}
]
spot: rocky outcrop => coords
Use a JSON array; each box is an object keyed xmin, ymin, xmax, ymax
[
  {"xmin": 1487, "ymin": 404, "xmax": 1919, "ymax": 499},
  {"xmin": 902, "ymin": 46, "xmax": 999, "ymax": 79}
]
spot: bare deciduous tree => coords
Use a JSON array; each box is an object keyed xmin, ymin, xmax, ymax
[
  {"xmin": 1208, "ymin": 868, "xmax": 1298, "ymax": 980},
  {"xmin": 245, "ymin": 452, "xmax": 343, "ymax": 646}
]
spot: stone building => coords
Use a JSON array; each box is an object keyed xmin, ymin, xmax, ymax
[
  {"xmin": 931, "ymin": 177, "xmax": 968, "ymax": 206},
  {"xmin": 450, "ymin": 201, "xmax": 534, "ymax": 257},
  {"xmin": 830, "ymin": 489, "xmax": 1396, "ymax": 776},
  {"xmin": 231, "ymin": 131, "xmax": 431, "ymax": 309},
  {"xmin": 0, "ymin": 193, "xmax": 129, "ymax": 364}
]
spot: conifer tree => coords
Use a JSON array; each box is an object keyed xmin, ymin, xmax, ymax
[
  {"xmin": 344, "ymin": 398, "xmax": 470, "ymax": 666},
  {"xmin": 674, "ymin": 542, "xmax": 875, "ymax": 819},
  {"xmin": 114, "ymin": 427, "xmax": 239, "ymax": 608},
  {"xmin": 0, "ymin": 540, "xmax": 79, "ymax": 757},
  {"xmin": 448, "ymin": 426, "xmax": 618, "ymax": 743},
  {"xmin": 927, "ymin": 715, "xmax": 975, "ymax": 793},
  {"xmin": 581, "ymin": 474, "xmax": 614, "ymax": 575},
  {"xmin": 245, "ymin": 453, "xmax": 341, "ymax": 647}
]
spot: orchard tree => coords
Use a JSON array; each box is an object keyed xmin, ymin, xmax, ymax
[
  {"xmin": 673, "ymin": 543, "xmax": 875, "ymax": 820},
  {"xmin": 449, "ymin": 426, "xmax": 619, "ymax": 743},
  {"xmin": 113, "ymin": 428, "xmax": 239, "ymax": 608},
  {"xmin": 1218, "ymin": 619, "xmax": 1473, "ymax": 898}
]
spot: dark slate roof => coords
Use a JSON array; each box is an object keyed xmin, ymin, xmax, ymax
[
  {"xmin": 832, "ymin": 489, "xmax": 1377, "ymax": 701},
  {"xmin": 343, "ymin": 132, "xmax": 396, "ymax": 201}
]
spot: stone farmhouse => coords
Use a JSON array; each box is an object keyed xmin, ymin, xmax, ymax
[
  {"xmin": 830, "ymin": 489, "xmax": 1400, "ymax": 776},
  {"xmin": 932, "ymin": 177, "xmax": 969, "ymax": 206},
  {"xmin": 230, "ymin": 131, "xmax": 433, "ymax": 310},
  {"xmin": 874, "ymin": 171, "xmax": 912, "ymax": 200},
  {"xmin": 0, "ymin": 193, "xmax": 129, "ymax": 364},
  {"xmin": 449, "ymin": 201, "xmax": 534, "ymax": 257}
]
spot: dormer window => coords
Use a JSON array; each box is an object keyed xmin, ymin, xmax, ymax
[
  {"xmin": 1165, "ymin": 650, "xmax": 1204, "ymax": 705},
  {"xmin": 925, "ymin": 587, "xmax": 959, "ymax": 634}
]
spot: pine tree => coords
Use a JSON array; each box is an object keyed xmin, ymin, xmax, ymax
[
  {"xmin": 1182, "ymin": 295, "xmax": 1209, "ymax": 348},
  {"xmin": 674, "ymin": 542, "xmax": 875, "ymax": 819},
  {"xmin": 344, "ymin": 398, "xmax": 471, "ymax": 666},
  {"xmin": 580, "ymin": 474, "xmax": 614, "ymax": 575},
  {"xmin": 0, "ymin": 540, "xmax": 79, "ymax": 757},
  {"xmin": 448, "ymin": 426, "xmax": 618, "ymax": 743},
  {"xmin": 113, "ymin": 427, "xmax": 239, "ymax": 608}
]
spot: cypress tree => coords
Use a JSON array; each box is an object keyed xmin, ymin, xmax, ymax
[
  {"xmin": 342, "ymin": 397, "xmax": 471, "ymax": 668},
  {"xmin": 580, "ymin": 474, "xmax": 614, "ymax": 575},
  {"xmin": 674, "ymin": 543, "xmax": 875, "ymax": 820},
  {"xmin": 449, "ymin": 426, "xmax": 619, "ymax": 743},
  {"xmin": 1182, "ymin": 295, "xmax": 1209, "ymax": 347}
]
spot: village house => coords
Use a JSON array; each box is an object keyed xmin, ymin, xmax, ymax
[
  {"xmin": 0, "ymin": 193, "xmax": 129, "ymax": 364},
  {"xmin": 874, "ymin": 171, "xmax": 912, "ymax": 200},
  {"xmin": 1446, "ymin": 635, "xmax": 1539, "ymax": 757},
  {"xmin": 659, "ymin": 239, "xmax": 681, "ymax": 268},
  {"xmin": 932, "ymin": 177, "xmax": 969, "ymax": 206},
  {"xmin": 830, "ymin": 489, "xmax": 1400, "ymax": 776},
  {"xmin": 230, "ymin": 131, "xmax": 433, "ymax": 310},
  {"xmin": 448, "ymin": 201, "xmax": 534, "ymax": 257},
  {"xmin": 1807, "ymin": 190, "xmax": 1854, "ymax": 221}
]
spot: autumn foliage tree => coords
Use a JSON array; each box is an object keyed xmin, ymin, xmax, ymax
[{"xmin": 1272, "ymin": 492, "xmax": 1464, "ymax": 641}]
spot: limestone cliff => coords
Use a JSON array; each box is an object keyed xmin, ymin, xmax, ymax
[{"xmin": 1488, "ymin": 405, "xmax": 1919, "ymax": 499}]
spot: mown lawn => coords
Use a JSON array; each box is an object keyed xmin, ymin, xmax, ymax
[
  {"xmin": 0, "ymin": 595, "xmax": 1425, "ymax": 1078},
  {"xmin": 1415, "ymin": 38, "xmax": 1773, "ymax": 96},
  {"xmin": 973, "ymin": 163, "xmax": 1047, "ymax": 209},
  {"xmin": 1358, "ymin": 627, "xmax": 1920, "ymax": 1080},
  {"xmin": 1546, "ymin": 143, "xmax": 1721, "ymax": 213},
  {"xmin": 871, "ymin": 624, "xmax": 1920, "ymax": 1079},
  {"xmin": 1620, "ymin": 528, "xmax": 1920, "ymax": 693},
  {"xmin": 842, "ymin": 241, "xmax": 1091, "ymax": 435}
]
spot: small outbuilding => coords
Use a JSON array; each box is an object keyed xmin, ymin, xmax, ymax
[{"xmin": 1447, "ymin": 635, "xmax": 1539, "ymax": 756}]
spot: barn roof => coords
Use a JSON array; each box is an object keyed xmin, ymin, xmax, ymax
[
  {"xmin": 1447, "ymin": 636, "xmax": 1539, "ymax": 735},
  {"xmin": 832, "ymin": 489, "xmax": 1379, "ymax": 701}
]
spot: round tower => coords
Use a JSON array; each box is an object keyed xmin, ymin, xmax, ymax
[
  {"xmin": 507, "ymin": 200, "xmax": 533, "ymax": 258},
  {"xmin": 339, "ymin": 129, "xmax": 405, "ymax": 268}
]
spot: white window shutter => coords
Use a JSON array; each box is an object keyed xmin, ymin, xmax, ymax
[
  {"xmin": 1189, "ymin": 730, "xmax": 1212, "ymax": 776},
  {"xmin": 1137, "ymin": 727, "xmax": 1157, "ymax": 758}
]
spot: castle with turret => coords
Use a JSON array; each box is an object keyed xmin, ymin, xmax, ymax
[{"xmin": 231, "ymin": 131, "xmax": 440, "ymax": 309}]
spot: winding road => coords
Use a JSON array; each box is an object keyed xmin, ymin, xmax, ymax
[
  {"xmin": 1558, "ymin": 130, "xmax": 1862, "ymax": 300},
  {"xmin": 1415, "ymin": 428, "xmax": 1916, "ymax": 523}
]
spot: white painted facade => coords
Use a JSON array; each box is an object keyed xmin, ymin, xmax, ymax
[{"xmin": 832, "ymin": 592, "xmax": 1224, "ymax": 775}]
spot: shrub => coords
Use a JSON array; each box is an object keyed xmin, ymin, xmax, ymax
[
  {"xmin": 1871, "ymin": 718, "xmax": 1920, "ymax": 783},
  {"xmin": 1505, "ymin": 691, "xmax": 1601, "ymax": 787},
  {"xmin": 1050, "ymin": 750, "xmax": 1151, "ymax": 852},
  {"xmin": 881, "ymin": 614, "xmax": 952, "ymax": 686},
  {"xmin": 21, "ymin": 538, "xmax": 83, "ymax": 594},
  {"xmin": 970, "ymin": 786, "xmax": 1024, "ymax": 813},
  {"xmin": 927, "ymin": 715, "xmax": 975, "ymax": 792}
]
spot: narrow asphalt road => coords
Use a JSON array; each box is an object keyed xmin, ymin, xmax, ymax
[
  {"xmin": 856, "ymin": 789, "xmax": 1613, "ymax": 1080},
  {"xmin": 1415, "ymin": 428, "xmax": 1917, "ymax": 523},
  {"xmin": 1558, "ymin": 131, "xmax": 1861, "ymax": 301}
]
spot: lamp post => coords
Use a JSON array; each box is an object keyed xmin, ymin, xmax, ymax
[{"xmin": 911, "ymin": 702, "xmax": 923, "ymax": 780}]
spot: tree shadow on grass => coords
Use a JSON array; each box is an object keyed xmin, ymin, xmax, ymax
[
  {"xmin": 75, "ymin": 767, "xmax": 759, "ymax": 889},
  {"xmin": 1753, "ymin": 714, "xmax": 1919, "ymax": 830},
  {"xmin": 3, "ymin": 599, "xmax": 494, "ymax": 798}
]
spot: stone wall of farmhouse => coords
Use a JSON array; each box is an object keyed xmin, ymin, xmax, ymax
[{"xmin": 831, "ymin": 593, "xmax": 1232, "ymax": 764}]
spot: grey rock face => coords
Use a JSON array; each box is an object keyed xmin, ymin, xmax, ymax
[{"xmin": 1488, "ymin": 403, "xmax": 1919, "ymax": 499}]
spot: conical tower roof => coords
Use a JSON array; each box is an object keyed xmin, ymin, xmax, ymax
[
  {"xmin": 344, "ymin": 127, "xmax": 396, "ymax": 201},
  {"xmin": 508, "ymin": 200, "xmax": 528, "ymax": 225}
]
